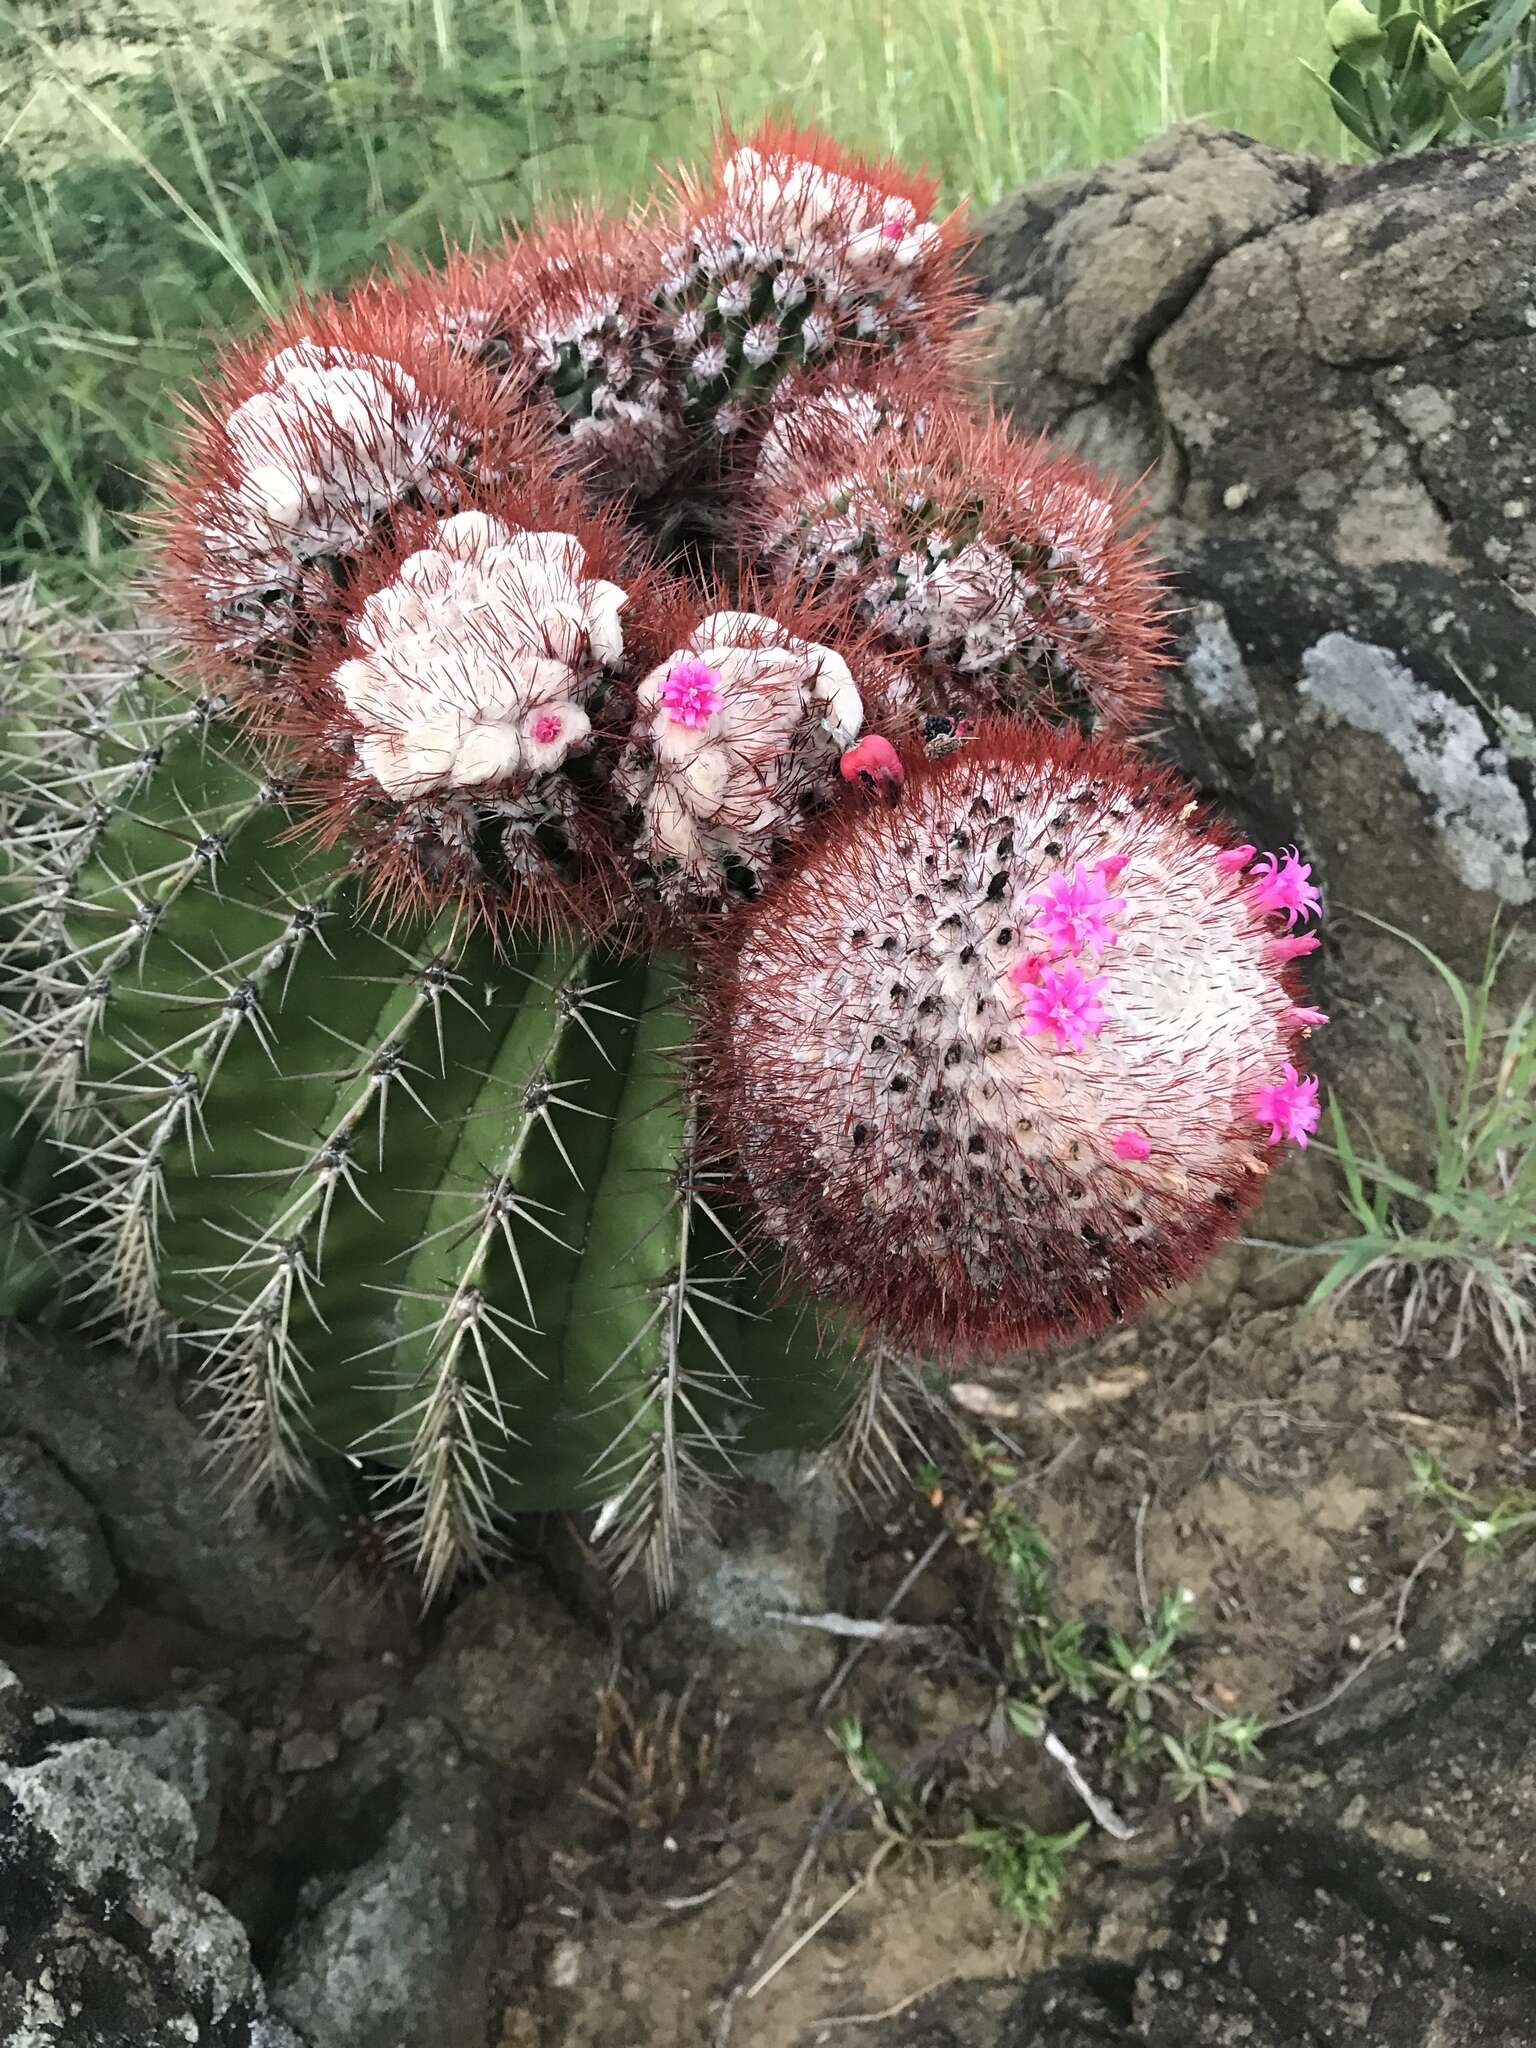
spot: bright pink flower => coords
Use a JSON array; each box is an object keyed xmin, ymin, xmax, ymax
[
  {"xmin": 1251, "ymin": 1063, "xmax": 1321, "ymax": 1148},
  {"xmin": 1112, "ymin": 1128, "xmax": 1151, "ymax": 1161},
  {"xmin": 1025, "ymin": 864, "xmax": 1126, "ymax": 956},
  {"xmin": 1016, "ymin": 959, "xmax": 1109, "ymax": 1053},
  {"xmin": 659, "ymin": 655, "xmax": 723, "ymax": 729},
  {"xmin": 1268, "ymin": 932, "xmax": 1320, "ymax": 962},
  {"xmin": 1248, "ymin": 845, "xmax": 1321, "ymax": 927},
  {"xmin": 1215, "ymin": 844, "xmax": 1255, "ymax": 875},
  {"xmin": 530, "ymin": 711, "xmax": 564, "ymax": 747},
  {"xmin": 1288, "ymin": 1005, "xmax": 1329, "ymax": 1030}
]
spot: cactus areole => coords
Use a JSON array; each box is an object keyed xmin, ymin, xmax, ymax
[
  {"xmin": 3, "ymin": 120, "xmax": 1326, "ymax": 1597},
  {"xmin": 702, "ymin": 727, "xmax": 1321, "ymax": 1357}
]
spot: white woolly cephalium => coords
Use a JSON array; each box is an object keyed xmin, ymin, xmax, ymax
[{"xmin": 615, "ymin": 609, "xmax": 867, "ymax": 908}]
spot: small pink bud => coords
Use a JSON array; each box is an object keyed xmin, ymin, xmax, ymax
[
  {"xmin": 1095, "ymin": 853, "xmax": 1130, "ymax": 884},
  {"xmin": 879, "ymin": 216, "xmax": 906, "ymax": 241},
  {"xmin": 839, "ymin": 735, "xmax": 905, "ymax": 806},
  {"xmin": 1215, "ymin": 844, "xmax": 1255, "ymax": 874},
  {"xmin": 1268, "ymin": 932, "xmax": 1320, "ymax": 962},
  {"xmin": 659, "ymin": 655, "xmax": 723, "ymax": 730},
  {"xmin": 1288, "ymin": 1005, "xmax": 1329, "ymax": 1030},
  {"xmin": 1112, "ymin": 1129, "xmax": 1151, "ymax": 1161},
  {"xmin": 530, "ymin": 711, "xmax": 563, "ymax": 747},
  {"xmin": 1007, "ymin": 953, "xmax": 1045, "ymax": 989},
  {"xmin": 1251, "ymin": 1063, "xmax": 1321, "ymax": 1149}
]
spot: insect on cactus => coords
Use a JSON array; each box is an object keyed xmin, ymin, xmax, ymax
[{"xmin": 1, "ymin": 117, "xmax": 1327, "ymax": 1601}]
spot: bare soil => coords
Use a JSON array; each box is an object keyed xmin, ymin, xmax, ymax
[{"xmin": 481, "ymin": 1247, "xmax": 1529, "ymax": 2048}]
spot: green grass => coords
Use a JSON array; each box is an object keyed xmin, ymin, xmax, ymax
[
  {"xmin": 0, "ymin": 0, "xmax": 1343, "ymax": 600},
  {"xmin": 1307, "ymin": 914, "xmax": 1536, "ymax": 1397}
]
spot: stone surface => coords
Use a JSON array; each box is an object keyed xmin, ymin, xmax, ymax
[
  {"xmin": 268, "ymin": 1717, "xmax": 502, "ymax": 2048},
  {"xmin": 409, "ymin": 1568, "xmax": 608, "ymax": 1768},
  {"xmin": 52, "ymin": 1703, "xmax": 239, "ymax": 1858},
  {"xmin": 653, "ymin": 1451, "xmax": 851, "ymax": 1700},
  {"xmin": 973, "ymin": 126, "xmax": 1536, "ymax": 952},
  {"xmin": 0, "ymin": 1325, "xmax": 333, "ymax": 1642},
  {"xmin": 0, "ymin": 1671, "xmax": 298, "ymax": 2048},
  {"xmin": 970, "ymin": 127, "xmax": 1320, "ymax": 454},
  {"xmin": 0, "ymin": 1434, "xmax": 117, "ymax": 1635}
]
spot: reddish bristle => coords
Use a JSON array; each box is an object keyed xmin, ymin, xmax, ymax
[
  {"xmin": 747, "ymin": 397, "xmax": 1173, "ymax": 737},
  {"xmin": 698, "ymin": 722, "xmax": 1318, "ymax": 1358}
]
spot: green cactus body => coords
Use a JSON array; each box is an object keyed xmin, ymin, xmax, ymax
[{"xmin": 3, "ymin": 645, "xmax": 859, "ymax": 1597}]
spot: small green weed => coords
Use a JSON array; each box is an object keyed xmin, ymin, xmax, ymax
[
  {"xmin": 961, "ymin": 1458, "xmax": 1267, "ymax": 1816},
  {"xmin": 1306, "ymin": 915, "xmax": 1536, "ymax": 1397},
  {"xmin": 957, "ymin": 1817, "xmax": 1089, "ymax": 1927},
  {"xmin": 827, "ymin": 1716, "xmax": 1089, "ymax": 1926},
  {"xmin": 1409, "ymin": 1450, "xmax": 1536, "ymax": 1553}
]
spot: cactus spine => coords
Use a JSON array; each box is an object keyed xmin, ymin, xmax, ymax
[
  {"xmin": 2, "ymin": 119, "xmax": 1328, "ymax": 1599},
  {"xmin": 2, "ymin": 634, "xmax": 855, "ymax": 1600}
]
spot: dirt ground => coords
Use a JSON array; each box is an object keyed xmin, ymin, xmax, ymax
[
  {"xmin": 6, "ymin": 1223, "xmax": 1528, "ymax": 2047},
  {"xmin": 472, "ymin": 1243, "xmax": 1528, "ymax": 2048}
]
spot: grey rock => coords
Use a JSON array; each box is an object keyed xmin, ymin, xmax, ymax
[
  {"xmin": 0, "ymin": 1733, "xmax": 294, "ymax": 2046},
  {"xmin": 975, "ymin": 127, "xmax": 1536, "ymax": 956},
  {"xmin": 970, "ymin": 125, "xmax": 1319, "ymax": 410},
  {"xmin": 278, "ymin": 1728, "xmax": 341, "ymax": 1775},
  {"xmin": 0, "ymin": 1659, "xmax": 27, "ymax": 1750},
  {"xmin": 410, "ymin": 1567, "xmax": 607, "ymax": 1767},
  {"xmin": 657, "ymin": 1450, "xmax": 850, "ymax": 1698},
  {"xmin": 54, "ymin": 1703, "xmax": 239, "ymax": 1857},
  {"xmin": 0, "ymin": 1325, "xmax": 324, "ymax": 1641},
  {"xmin": 269, "ymin": 1719, "xmax": 501, "ymax": 2048},
  {"xmin": 338, "ymin": 1694, "xmax": 385, "ymax": 1745},
  {"xmin": 1298, "ymin": 632, "xmax": 1530, "ymax": 902},
  {"xmin": 0, "ymin": 1434, "xmax": 118, "ymax": 1636}
]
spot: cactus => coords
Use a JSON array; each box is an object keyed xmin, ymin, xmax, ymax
[
  {"xmin": 649, "ymin": 121, "xmax": 972, "ymax": 446},
  {"xmin": 390, "ymin": 120, "xmax": 974, "ymax": 501},
  {"xmin": 699, "ymin": 724, "xmax": 1327, "ymax": 1358},
  {"xmin": 394, "ymin": 214, "xmax": 694, "ymax": 500},
  {"xmin": 156, "ymin": 289, "xmax": 549, "ymax": 681},
  {"xmin": 0, "ymin": 639, "xmax": 861, "ymax": 1600},
  {"xmin": 749, "ymin": 397, "xmax": 1168, "ymax": 736},
  {"xmin": 2, "ymin": 120, "xmax": 1329, "ymax": 1599}
]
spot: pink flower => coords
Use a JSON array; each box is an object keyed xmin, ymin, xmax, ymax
[
  {"xmin": 1016, "ymin": 959, "xmax": 1109, "ymax": 1053},
  {"xmin": 1025, "ymin": 864, "xmax": 1126, "ymax": 957},
  {"xmin": 1095, "ymin": 852, "xmax": 1130, "ymax": 885},
  {"xmin": 659, "ymin": 655, "xmax": 723, "ymax": 729},
  {"xmin": 879, "ymin": 216, "xmax": 907, "ymax": 242},
  {"xmin": 1251, "ymin": 1063, "xmax": 1321, "ymax": 1148},
  {"xmin": 1268, "ymin": 932, "xmax": 1320, "ymax": 963},
  {"xmin": 1288, "ymin": 1005, "xmax": 1329, "ymax": 1030},
  {"xmin": 1215, "ymin": 844, "xmax": 1255, "ymax": 875},
  {"xmin": 1112, "ymin": 1128, "xmax": 1151, "ymax": 1161},
  {"xmin": 1248, "ymin": 846, "xmax": 1321, "ymax": 927}
]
